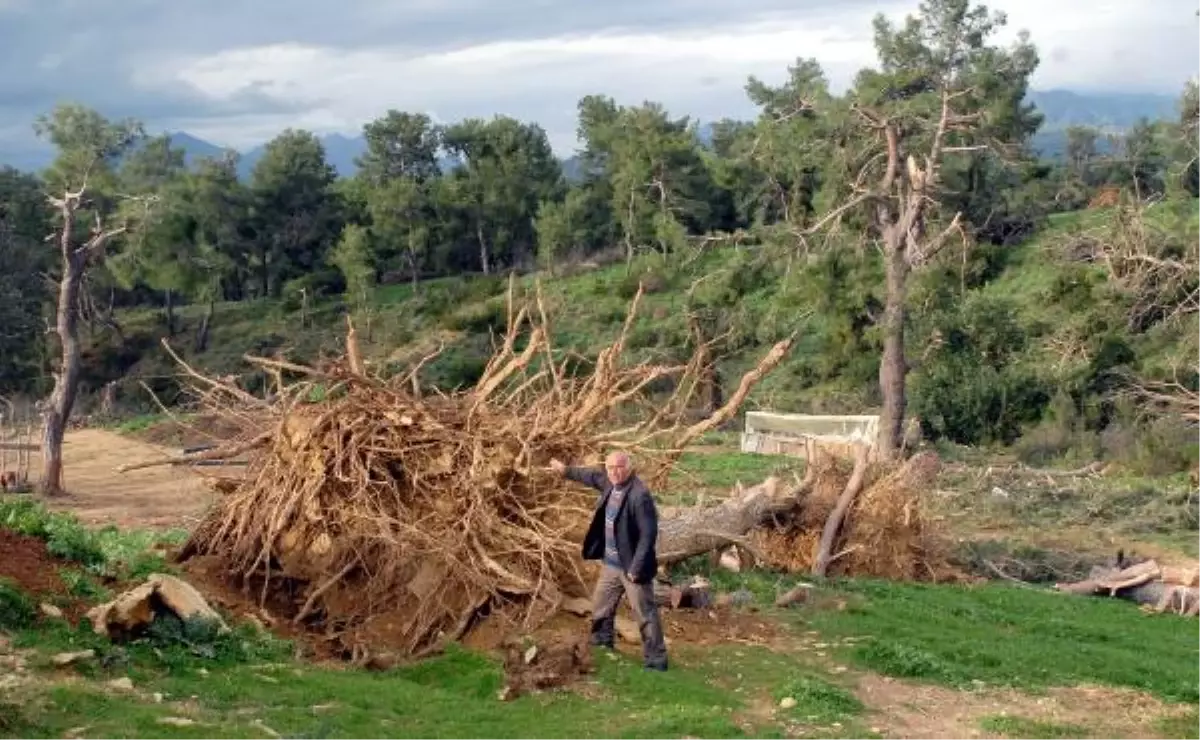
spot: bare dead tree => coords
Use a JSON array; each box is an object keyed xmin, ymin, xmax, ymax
[{"xmin": 39, "ymin": 184, "xmax": 150, "ymax": 494}]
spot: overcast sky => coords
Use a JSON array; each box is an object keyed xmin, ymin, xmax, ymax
[{"xmin": 1, "ymin": 0, "xmax": 1196, "ymax": 157}]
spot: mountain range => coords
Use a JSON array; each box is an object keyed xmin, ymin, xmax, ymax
[{"xmin": 1, "ymin": 89, "xmax": 1184, "ymax": 178}]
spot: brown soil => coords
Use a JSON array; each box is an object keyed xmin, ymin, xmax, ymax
[
  {"xmin": 0, "ymin": 528, "xmax": 71, "ymax": 599},
  {"xmin": 0, "ymin": 527, "xmax": 94, "ymax": 623},
  {"xmin": 180, "ymin": 550, "xmax": 784, "ymax": 671},
  {"xmin": 179, "ymin": 555, "xmax": 321, "ymax": 657},
  {"xmin": 856, "ymin": 674, "xmax": 1194, "ymax": 739}
]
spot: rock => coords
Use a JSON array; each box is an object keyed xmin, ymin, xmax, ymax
[
  {"xmin": 107, "ymin": 677, "xmax": 134, "ymax": 691},
  {"xmin": 560, "ymin": 597, "xmax": 592, "ymax": 616},
  {"xmin": 158, "ymin": 717, "xmax": 196, "ymax": 727},
  {"xmin": 86, "ymin": 573, "xmax": 228, "ymax": 639},
  {"xmin": 523, "ymin": 645, "xmax": 538, "ymax": 664},
  {"xmin": 716, "ymin": 589, "xmax": 755, "ymax": 608},
  {"xmin": 39, "ymin": 602, "xmax": 64, "ymax": 619},
  {"xmin": 779, "ymin": 697, "xmax": 798, "ymax": 709},
  {"xmin": 147, "ymin": 574, "xmax": 228, "ymax": 632},
  {"xmin": 86, "ymin": 582, "xmax": 157, "ymax": 636},
  {"xmin": 152, "ymin": 692, "xmax": 164, "ymax": 703},
  {"xmin": 51, "ymin": 650, "xmax": 96, "ymax": 667},
  {"xmin": 615, "ymin": 616, "xmax": 641, "ymax": 644},
  {"xmin": 774, "ymin": 583, "xmax": 814, "ymax": 608},
  {"xmin": 717, "ymin": 548, "xmax": 742, "ymax": 573}
]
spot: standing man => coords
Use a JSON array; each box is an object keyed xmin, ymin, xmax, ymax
[{"xmin": 549, "ymin": 451, "xmax": 668, "ymax": 671}]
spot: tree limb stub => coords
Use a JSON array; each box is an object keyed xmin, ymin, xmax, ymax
[
  {"xmin": 116, "ymin": 431, "xmax": 272, "ymax": 473},
  {"xmin": 812, "ymin": 444, "xmax": 870, "ymax": 578}
]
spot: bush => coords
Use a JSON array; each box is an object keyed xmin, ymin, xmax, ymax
[
  {"xmin": 912, "ymin": 293, "xmax": 1053, "ymax": 445},
  {"xmin": 0, "ymin": 579, "xmax": 35, "ymax": 629}
]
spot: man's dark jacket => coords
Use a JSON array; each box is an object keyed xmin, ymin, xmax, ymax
[{"xmin": 565, "ymin": 466, "xmax": 659, "ymax": 583}]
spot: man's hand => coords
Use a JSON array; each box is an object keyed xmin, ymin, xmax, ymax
[{"xmin": 548, "ymin": 459, "xmax": 566, "ymax": 474}]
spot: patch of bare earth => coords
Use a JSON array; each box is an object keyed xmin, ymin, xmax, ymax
[
  {"xmin": 29, "ymin": 428, "xmax": 213, "ymax": 530},
  {"xmin": 856, "ymin": 674, "xmax": 1194, "ymax": 739}
]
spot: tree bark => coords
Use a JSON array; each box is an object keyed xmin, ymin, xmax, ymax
[
  {"xmin": 40, "ymin": 188, "xmax": 128, "ymax": 496},
  {"xmin": 41, "ymin": 250, "xmax": 85, "ymax": 495},
  {"xmin": 657, "ymin": 445, "xmax": 817, "ymax": 565},
  {"xmin": 194, "ymin": 298, "xmax": 214, "ymax": 353},
  {"xmin": 476, "ymin": 222, "xmax": 490, "ymax": 275},
  {"xmin": 1055, "ymin": 562, "xmax": 1199, "ymax": 615},
  {"xmin": 812, "ymin": 445, "xmax": 870, "ymax": 577},
  {"xmin": 164, "ymin": 288, "xmax": 176, "ymax": 337},
  {"xmin": 876, "ymin": 228, "xmax": 911, "ymax": 461}
]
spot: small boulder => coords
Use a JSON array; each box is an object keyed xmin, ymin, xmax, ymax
[
  {"xmin": 39, "ymin": 603, "xmax": 64, "ymax": 619},
  {"xmin": 51, "ymin": 650, "xmax": 96, "ymax": 667}
]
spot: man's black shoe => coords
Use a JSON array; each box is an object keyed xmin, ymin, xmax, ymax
[{"xmin": 643, "ymin": 661, "xmax": 667, "ymax": 672}]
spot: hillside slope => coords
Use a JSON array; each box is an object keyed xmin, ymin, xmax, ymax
[{"xmin": 84, "ymin": 201, "xmax": 1198, "ymax": 465}]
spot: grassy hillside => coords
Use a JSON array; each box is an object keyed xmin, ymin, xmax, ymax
[{"xmin": 84, "ymin": 200, "xmax": 1198, "ymax": 468}]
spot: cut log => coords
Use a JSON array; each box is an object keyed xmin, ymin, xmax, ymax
[
  {"xmin": 657, "ymin": 443, "xmax": 818, "ymax": 565},
  {"xmin": 1054, "ymin": 562, "xmax": 1200, "ymax": 617}
]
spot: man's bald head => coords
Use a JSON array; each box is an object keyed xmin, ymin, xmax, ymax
[{"xmin": 605, "ymin": 451, "xmax": 633, "ymax": 485}]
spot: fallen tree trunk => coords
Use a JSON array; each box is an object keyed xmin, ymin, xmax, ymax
[
  {"xmin": 1055, "ymin": 562, "xmax": 1200, "ymax": 616},
  {"xmin": 657, "ymin": 440, "xmax": 818, "ymax": 565}
]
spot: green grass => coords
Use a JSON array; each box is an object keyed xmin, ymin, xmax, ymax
[
  {"xmin": 801, "ymin": 579, "xmax": 1200, "ymax": 702},
  {"xmin": 0, "ymin": 497, "xmax": 186, "ymax": 580},
  {"xmin": 6, "ymin": 631, "xmax": 869, "ymax": 739},
  {"xmin": 663, "ymin": 450, "xmax": 805, "ymax": 504},
  {"xmin": 978, "ymin": 714, "xmax": 1093, "ymax": 738},
  {"xmin": 1157, "ymin": 709, "xmax": 1200, "ymax": 740}
]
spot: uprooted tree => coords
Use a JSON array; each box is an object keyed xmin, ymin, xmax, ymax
[
  {"xmin": 35, "ymin": 105, "xmax": 147, "ymax": 495},
  {"xmin": 124, "ymin": 276, "xmax": 955, "ymax": 662},
  {"xmin": 124, "ymin": 281, "xmax": 792, "ymax": 658}
]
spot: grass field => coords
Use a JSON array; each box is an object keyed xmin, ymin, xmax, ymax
[{"xmin": 1, "ymin": 492, "xmax": 1197, "ymax": 739}]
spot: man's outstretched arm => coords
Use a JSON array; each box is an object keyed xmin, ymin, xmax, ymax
[{"xmin": 549, "ymin": 458, "xmax": 606, "ymax": 491}]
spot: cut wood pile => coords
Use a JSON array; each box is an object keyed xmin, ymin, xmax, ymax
[
  {"xmin": 1055, "ymin": 558, "xmax": 1200, "ymax": 616},
  {"xmin": 123, "ymin": 279, "xmax": 965, "ymax": 662}
]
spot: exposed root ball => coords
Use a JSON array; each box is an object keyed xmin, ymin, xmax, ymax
[
  {"xmin": 173, "ymin": 279, "xmax": 793, "ymax": 659},
  {"xmin": 751, "ymin": 451, "xmax": 951, "ymax": 580}
]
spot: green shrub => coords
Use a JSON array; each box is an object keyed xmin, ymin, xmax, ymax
[{"xmin": 0, "ymin": 579, "xmax": 35, "ymax": 629}]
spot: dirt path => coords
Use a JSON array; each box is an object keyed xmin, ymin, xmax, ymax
[
  {"xmin": 856, "ymin": 674, "xmax": 1192, "ymax": 739},
  {"xmin": 25, "ymin": 428, "xmax": 214, "ymax": 530}
]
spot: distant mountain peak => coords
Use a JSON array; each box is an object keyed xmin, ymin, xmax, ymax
[{"xmin": 0, "ymin": 88, "xmax": 1183, "ymax": 176}]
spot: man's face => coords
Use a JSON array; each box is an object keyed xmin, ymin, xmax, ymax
[{"xmin": 605, "ymin": 455, "xmax": 632, "ymax": 486}]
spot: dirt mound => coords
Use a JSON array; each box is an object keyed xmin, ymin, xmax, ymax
[
  {"xmin": 0, "ymin": 527, "xmax": 95, "ymax": 622},
  {"xmin": 499, "ymin": 634, "xmax": 594, "ymax": 700},
  {"xmin": 166, "ymin": 284, "xmax": 790, "ymax": 662},
  {"xmin": 0, "ymin": 528, "xmax": 73, "ymax": 599}
]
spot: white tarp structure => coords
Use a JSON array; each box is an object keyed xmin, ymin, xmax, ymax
[{"xmin": 740, "ymin": 412, "xmax": 879, "ymax": 458}]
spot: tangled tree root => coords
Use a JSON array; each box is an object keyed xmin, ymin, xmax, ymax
[
  {"xmin": 139, "ymin": 280, "xmax": 792, "ymax": 660},
  {"xmin": 749, "ymin": 448, "xmax": 953, "ymax": 581}
]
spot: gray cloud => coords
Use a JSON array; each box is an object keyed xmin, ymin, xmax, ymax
[
  {"xmin": 0, "ymin": 0, "xmax": 869, "ymax": 157},
  {"xmin": 0, "ymin": 0, "xmax": 1195, "ymax": 164}
]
